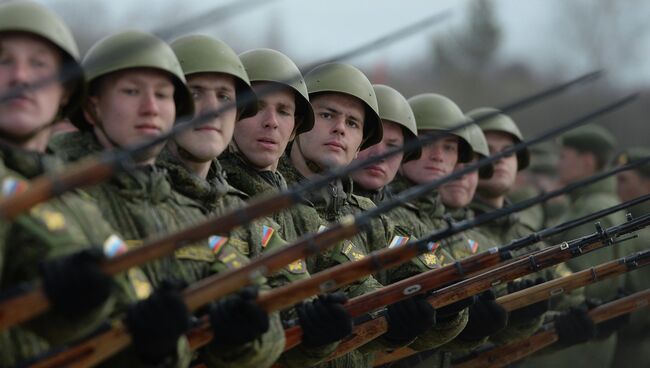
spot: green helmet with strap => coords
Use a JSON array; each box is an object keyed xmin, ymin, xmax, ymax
[
  {"xmin": 170, "ymin": 35, "xmax": 257, "ymax": 120},
  {"xmin": 464, "ymin": 122, "xmax": 494, "ymax": 178},
  {"xmin": 238, "ymin": 48, "xmax": 314, "ymax": 134},
  {"xmin": 407, "ymin": 93, "xmax": 473, "ymax": 163},
  {"xmin": 304, "ymin": 63, "xmax": 382, "ymax": 150},
  {"xmin": 0, "ymin": 1, "xmax": 84, "ymax": 119},
  {"xmin": 372, "ymin": 84, "xmax": 421, "ymax": 162},
  {"xmin": 466, "ymin": 107, "xmax": 530, "ymax": 171},
  {"xmin": 70, "ymin": 30, "xmax": 194, "ymax": 130}
]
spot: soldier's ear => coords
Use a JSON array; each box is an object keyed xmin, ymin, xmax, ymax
[{"xmin": 82, "ymin": 98, "xmax": 100, "ymax": 127}]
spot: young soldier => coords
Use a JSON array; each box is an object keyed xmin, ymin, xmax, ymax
[
  {"xmin": 0, "ymin": 2, "xmax": 122, "ymax": 365},
  {"xmin": 524, "ymin": 125, "xmax": 625, "ymax": 368},
  {"xmin": 468, "ymin": 109, "xmax": 596, "ymax": 366},
  {"xmin": 48, "ymin": 31, "xmax": 279, "ymax": 367},
  {"xmin": 385, "ymin": 95, "xmax": 508, "ymax": 366},
  {"xmin": 611, "ymin": 147, "xmax": 650, "ymax": 368},
  {"xmin": 349, "ymin": 85, "xmax": 471, "ymax": 368},
  {"xmin": 163, "ymin": 38, "xmax": 351, "ymax": 367},
  {"xmin": 278, "ymin": 64, "xmax": 436, "ymax": 367}
]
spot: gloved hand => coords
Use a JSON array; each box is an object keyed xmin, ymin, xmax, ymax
[
  {"xmin": 384, "ymin": 294, "xmax": 436, "ymax": 343},
  {"xmin": 210, "ymin": 285, "xmax": 269, "ymax": 347},
  {"xmin": 587, "ymin": 288, "xmax": 631, "ymax": 339},
  {"xmin": 507, "ymin": 277, "xmax": 550, "ymax": 324},
  {"xmin": 458, "ymin": 290, "xmax": 508, "ymax": 341},
  {"xmin": 437, "ymin": 295, "xmax": 477, "ymax": 322},
  {"xmin": 554, "ymin": 305, "xmax": 596, "ymax": 348},
  {"xmin": 40, "ymin": 248, "xmax": 113, "ymax": 317},
  {"xmin": 125, "ymin": 280, "xmax": 190, "ymax": 364},
  {"xmin": 296, "ymin": 292, "xmax": 353, "ymax": 347}
]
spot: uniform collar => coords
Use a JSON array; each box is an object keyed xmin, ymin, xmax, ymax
[
  {"xmin": 157, "ymin": 147, "xmax": 232, "ymax": 208},
  {"xmin": 568, "ymin": 176, "xmax": 617, "ymax": 202},
  {"xmin": 389, "ymin": 174, "xmax": 445, "ymax": 216},
  {"xmin": 0, "ymin": 142, "xmax": 61, "ymax": 178}
]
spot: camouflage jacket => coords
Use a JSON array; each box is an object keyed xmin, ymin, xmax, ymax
[
  {"xmin": 0, "ymin": 144, "xmax": 118, "ymax": 367},
  {"xmin": 49, "ymin": 131, "xmax": 282, "ymax": 367}
]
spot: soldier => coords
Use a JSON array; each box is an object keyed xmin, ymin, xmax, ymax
[
  {"xmin": 163, "ymin": 38, "xmax": 351, "ymax": 367},
  {"xmin": 47, "ymin": 31, "xmax": 281, "ymax": 367},
  {"xmin": 611, "ymin": 147, "xmax": 650, "ymax": 368},
  {"xmin": 509, "ymin": 142, "xmax": 569, "ymax": 231},
  {"xmin": 385, "ymin": 95, "xmax": 510, "ymax": 367},
  {"xmin": 278, "ymin": 64, "xmax": 436, "ymax": 367},
  {"xmin": 350, "ymin": 86, "xmax": 471, "ymax": 368},
  {"xmin": 469, "ymin": 109, "xmax": 598, "ymax": 366},
  {"xmin": 0, "ymin": 2, "xmax": 123, "ymax": 365},
  {"xmin": 527, "ymin": 125, "xmax": 625, "ymax": 368}
]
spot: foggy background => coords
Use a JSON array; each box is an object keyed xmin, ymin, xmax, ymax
[{"xmin": 20, "ymin": 0, "xmax": 650, "ymax": 147}]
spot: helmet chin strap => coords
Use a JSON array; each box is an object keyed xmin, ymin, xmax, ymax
[{"xmin": 87, "ymin": 107, "xmax": 124, "ymax": 150}]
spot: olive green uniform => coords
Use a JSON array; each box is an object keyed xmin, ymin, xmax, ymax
[
  {"xmin": 0, "ymin": 145, "xmax": 119, "ymax": 367},
  {"xmin": 162, "ymin": 148, "xmax": 337, "ymax": 367},
  {"xmin": 49, "ymin": 131, "xmax": 284, "ymax": 367},
  {"xmin": 521, "ymin": 178, "xmax": 625, "ymax": 368},
  {"xmin": 611, "ymin": 201, "xmax": 650, "ymax": 367}
]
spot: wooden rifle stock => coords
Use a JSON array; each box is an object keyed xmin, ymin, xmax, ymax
[
  {"xmin": 324, "ymin": 215, "xmax": 650, "ymax": 362},
  {"xmin": 373, "ymin": 247, "xmax": 650, "ymax": 366},
  {"xmin": 454, "ymin": 288, "xmax": 650, "ymax": 368}
]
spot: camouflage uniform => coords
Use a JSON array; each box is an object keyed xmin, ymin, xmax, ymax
[
  {"xmin": 355, "ymin": 182, "xmax": 470, "ymax": 368},
  {"xmin": 162, "ymin": 147, "xmax": 341, "ymax": 367},
  {"xmin": 50, "ymin": 131, "xmax": 285, "ymax": 367},
  {"xmin": 521, "ymin": 178, "xmax": 624, "ymax": 368},
  {"xmin": 279, "ymin": 155, "xmax": 404, "ymax": 368},
  {"xmin": 0, "ymin": 146, "xmax": 119, "ymax": 367}
]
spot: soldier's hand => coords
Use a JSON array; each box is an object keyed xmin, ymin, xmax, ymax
[
  {"xmin": 554, "ymin": 305, "xmax": 595, "ymax": 348},
  {"xmin": 209, "ymin": 285, "xmax": 269, "ymax": 347},
  {"xmin": 384, "ymin": 294, "xmax": 436, "ymax": 343},
  {"xmin": 296, "ymin": 292, "xmax": 352, "ymax": 347},
  {"xmin": 507, "ymin": 277, "xmax": 550, "ymax": 324},
  {"xmin": 437, "ymin": 294, "xmax": 477, "ymax": 322},
  {"xmin": 40, "ymin": 248, "xmax": 113, "ymax": 317},
  {"xmin": 458, "ymin": 290, "xmax": 508, "ymax": 342},
  {"xmin": 125, "ymin": 280, "xmax": 190, "ymax": 364}
]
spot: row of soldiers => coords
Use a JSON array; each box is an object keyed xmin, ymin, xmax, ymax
[{"xmin": 0, "ymin": 1, "xmax": 647, "ymax": 367}]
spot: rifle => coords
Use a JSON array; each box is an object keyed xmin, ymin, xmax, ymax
[
  {"xmin": 374, "ymin": 246, "xmax": 650, "ymax": 366},
  {"xmin": 1, "ymin": 95, "xmax": 634, "ymax": 333},
  {"xmin": 321, "ymin": 213, "xmax": 650, "ymax": 360},
  {"xmin": 453, "ymin": 287, "xmax": 650, "ymax": 368},
  {"xmin": 22, "ymin": 95, "xmax": 636, "ymax": 368}
]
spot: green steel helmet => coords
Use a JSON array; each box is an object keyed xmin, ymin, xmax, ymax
[
  {"xmin": 467, "ymin": 107, "xmax": 530, "ymax": 171},
  {"xmin": 70, "ymin": 30, "xmax": 194, "ymax": 130},
  {"xmin": 614, "ymin": 146, "xmax": 650, "ymax": 178},
  {"xmin": 560, "ymin": 124, "xmax": 617, "ymax": 169},
  {"xmin": 0, "ymin": 1, "xmax": 84, "ymax": 119},
  {"xmin": 170, "ymin": 35, "xmax": 257, "ymax": 120},
  {"xmin": 305, "ymin": 63, "xmax": 382, "ymax": 150},
  {"xmin": 372, "ymin": 84, "xmax": 420, "ymax": 162},
  {"xmin": 407, "ymin": 93, "xmax": 473, "ymax": 163},
  {"xmin": 464, "ymin": 122, "xmax": 494, "ymax": 178},
  {"xmin": 238, "ymin": 48, "xmax": 314, "ymax": 134}
]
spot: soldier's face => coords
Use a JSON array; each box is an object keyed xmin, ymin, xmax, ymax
[
  {"xmin": 173, "ymin": 73, "xmax": 237, "ymax": 162},
  {"xmin": 296, "ymin": 93, "xmax": 365, "ymax": 169},
  {"xmin": 616, "ymin": 170, "xmax": 650, "ymax": 202},
  {"xmin": 86, "ymin": 68, "xmax": 176, "ymax": 164},
  {"xmin": 0, "ymin": 33, "xmax": 67, "ymax": 150},
  {"xmin": 477, "ymin": 131, "xmax": 518, "ymax": 197},
  {"xmin": 351, "ymin": 120, "xmax": 404, "ymax": 191},
  {"xmin": 400, "ymin": 133, "xmax": 458, "ymax": 185},
  {"xmin": 440, "ymin": 155, "xmax": 479, "ymax": 209},
  {"xmin": 233, "ymin": 83, "xmax": 296, "ymax": 171},
  {"xmin": 557, "ymin": 147, "xmax": 591, "ymax": 184}
]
